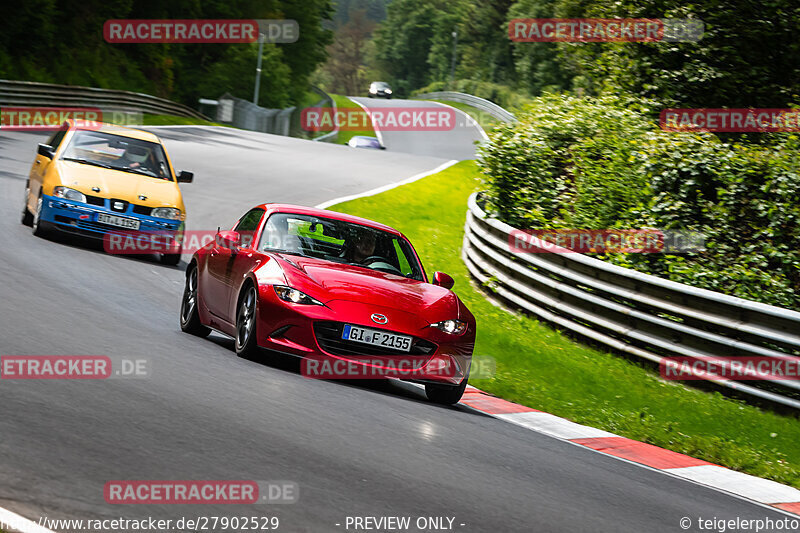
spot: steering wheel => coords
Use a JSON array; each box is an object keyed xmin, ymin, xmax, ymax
[{"xmin": 362, "ymin": 256, "xmax": 402, "ymax": 275}]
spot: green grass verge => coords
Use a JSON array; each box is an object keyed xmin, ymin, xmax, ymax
[
  {"xmin": 434, "ymin": 99, "xmax": 500, "ymax": 132},
  {"xmin": 327, "ymin": 159, "xmax": 800, "ymax": 489},
  {"xmin": 139, "ymin": 113, "xmax": 228, "ymax": 127},
  {"xmin": 329, "ymin": 94, "xmax": 377, "ymax": 145}
]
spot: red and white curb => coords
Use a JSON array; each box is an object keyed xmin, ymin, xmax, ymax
[{"xmin": 459, "ymin": 385, "xmax": 800, "ymax": 516}]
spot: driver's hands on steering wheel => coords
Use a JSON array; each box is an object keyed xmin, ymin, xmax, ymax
[{"xmin": 362, "ymin": 255, "xmax": 402, "ymax": 275}]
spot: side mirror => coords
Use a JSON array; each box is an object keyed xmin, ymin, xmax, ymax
[
  {"xmin": 177, "ymin": 170, "xmax": 193, "ymax": 183},
  {"xmin": 432, "ymin": 271, "xmax": 455, "ymax": 290},
  {"xmin": 216, "ymin": 230, "xmax": 241, "ymax": 252},
  {"xmin": 37, "ymin": 144, "xmax": 55, "ymax": 159}
]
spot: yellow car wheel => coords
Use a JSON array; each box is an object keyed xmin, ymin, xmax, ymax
[
  {"xmin": 32, "ymin": 193, "xmax": 51, "ymax": 238},
  {"xmin": 21, "ymin": 182, "xmax": 33, "ymax": 226}
]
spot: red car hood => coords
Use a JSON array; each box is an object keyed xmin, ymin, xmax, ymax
[{"xmin": 274, "ymin": 254, "xmax": 457, "ymax": 320}]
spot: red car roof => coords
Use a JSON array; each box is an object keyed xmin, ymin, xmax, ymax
[{"xmin": 258, "ymin": 204, "xmax": 403, "ymax": 237}]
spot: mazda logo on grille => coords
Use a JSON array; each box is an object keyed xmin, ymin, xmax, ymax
[{"xmin": 370, "ymin": 313, "xmax": 388, "ymax": 324}]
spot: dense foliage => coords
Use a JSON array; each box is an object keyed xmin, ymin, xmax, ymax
[
  {"xmin": 0, "ymin": 0, "xmax": 333, "ymax": 108},
  {"xmin": 478, "ymin": 95, "xmax": 800, "ymax": 309},
  {"xmin": 370, "ymin": 0, "xmax": 800, "ymax": 108}
]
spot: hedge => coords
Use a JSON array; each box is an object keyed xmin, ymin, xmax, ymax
[{"xmin": 477, "ymin": 94, "xmax": 800, "ymax": 309}]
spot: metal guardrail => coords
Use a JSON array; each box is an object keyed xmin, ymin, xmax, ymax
[
  {"xmin": 414, "ymin": 91, "xmax": 517, "ymax": 123},
  {"xmin": 311, "ymin": 87, "xmax": 338, "ymax": 143},
  {"xmin": 216, "ymin": 93, "xmax": 295, "ymax": 136},
  {"xmin": 0, "ymin": 79, "xmax": 209, "ymax": 120},
  {"xmin": 463, "ymin": 192, "xmax": 800, "ymax": 409}
]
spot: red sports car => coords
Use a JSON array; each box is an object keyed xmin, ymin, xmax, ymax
[{"xmin": 180, "ymin": 204, "xmax": 475, "ymax": 404}]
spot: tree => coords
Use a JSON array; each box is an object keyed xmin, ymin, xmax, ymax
[
  {"xmin": 557, "ymin": 0, "xmax": 800, "ymax": 107},
  {"xmin": 320, "ymin": 10, "xmax": 376, "ymax": 95},
  {"xmin": 0, "ymin": 0, "xmax": 334, "ymax": 108}
]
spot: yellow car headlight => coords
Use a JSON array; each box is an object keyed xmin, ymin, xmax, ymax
[
  {"xmin": 151, "ymin": 207, "xmax": 182, "ymax": 220},
  {"xmin": 52, "ymin": 186, "xmax": 86, "ymax": 203}
]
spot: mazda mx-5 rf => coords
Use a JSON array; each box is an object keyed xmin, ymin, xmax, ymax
[{"xmin": 180, "ymin": 204, "xmax": 475, "ymax": 404}]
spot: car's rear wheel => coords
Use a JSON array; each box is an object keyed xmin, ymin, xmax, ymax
[
  {"xmin": 180, "ymin": 264, "xmax": 211, "ymax": 337},
  {"xmin": 32, "ymin": 193, "xmax": 51, "ymax": 237},
  {"xmin": 21, "ymin": 183, "xmax": 33, "ymax": 226},
  {"xmin": 235, "ymin": 283, "xmax": 260, "ymax": 358},
  {"xmin": 425, "ymin": 373, "xmax": 468, "ymax": 405}
]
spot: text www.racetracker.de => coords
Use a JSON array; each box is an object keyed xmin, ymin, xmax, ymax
[{"xmin": 2, "ymin": 515, "xmax": 280, "ymax": 531}]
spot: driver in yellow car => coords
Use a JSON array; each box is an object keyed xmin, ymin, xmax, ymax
[{"xmin": 118, "ymin": 145, "xmax": 153, "ymax": 171}]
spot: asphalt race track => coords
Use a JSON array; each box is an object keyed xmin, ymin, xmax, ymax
[
  {"xmin": 348, "ymin": 97, "xmax": 485, "ymax": 160},
  {"xmin": 0, "ymin": 122, "xmax": 789, "ymax": 532}
]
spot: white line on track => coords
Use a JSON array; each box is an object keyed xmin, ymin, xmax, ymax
[
  {"xmin": 315, "ymin": 159, "xmax": 458, "ymax": 210},
  {"xmin": 347, "ymin": 97, "xmax": 385, "ymax": 147}
]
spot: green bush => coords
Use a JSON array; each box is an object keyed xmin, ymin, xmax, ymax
[{"xmin": 478, "ymin": 94, "xmax": 800, "ymax": 309}]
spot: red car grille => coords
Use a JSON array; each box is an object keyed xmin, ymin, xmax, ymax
[{"xmin": 313, "ymin": 321, "xmax": 437, "ymax": 357}]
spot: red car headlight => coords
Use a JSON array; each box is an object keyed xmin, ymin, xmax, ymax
[
  {"xmin": 273, "ymin": 285, "xmax": 324, "ymax": 306},
  {"xmin": 431, "ymin": 320, "xmax": 467, "ymax": 335}
]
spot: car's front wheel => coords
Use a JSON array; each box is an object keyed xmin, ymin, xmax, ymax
[
  {"xmin": 180, "ymin": 264, "xmax": 211, "ymax": 337},
  {"xmin": 235, "ymin": 283, "xmax": 260, "ymax": 359},
  {"xmin": 21, "ymin": 183, "xmax": 33, "ymax": 226},
  {"xmin": 31, "ymin": 193, "xmax": 50, "ymax": 237},
  {"xmin": 425, "ymin": 373, "xmax": 468, "ymax": 405}
]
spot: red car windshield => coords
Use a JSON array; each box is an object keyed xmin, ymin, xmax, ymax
[{"xmin": 259, "ymin": 213, "xmax": 424, "ymax": 280}]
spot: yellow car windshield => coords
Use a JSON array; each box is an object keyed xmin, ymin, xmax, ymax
[{"xmin": 61, "ymin": 130, "xmax": 173, "ymax": 181}]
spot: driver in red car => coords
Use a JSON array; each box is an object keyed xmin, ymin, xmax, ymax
[{"xmin": 347, "ymin": 229, "xmax": 376, "ymax": 264}]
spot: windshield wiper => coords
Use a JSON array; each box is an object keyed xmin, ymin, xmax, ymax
[
  {"xmin": 113, "ymin": 166, "xmax": 160, "ymax": 178},
  {"xmin": 62, "ymin": 157, "xmax": 114, "ymax": 170}
]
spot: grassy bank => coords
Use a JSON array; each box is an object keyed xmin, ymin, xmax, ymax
[
  {"xmin": 138, "ymin": 114, "xmax": 228, "ymax": 127},
  {"xmin": 328, "ymin": 160, "xmax": 800, "ymax": 489},
  {"xmin": 329, "ymin": 94, "xmax": 377, "ymax": 145}
]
